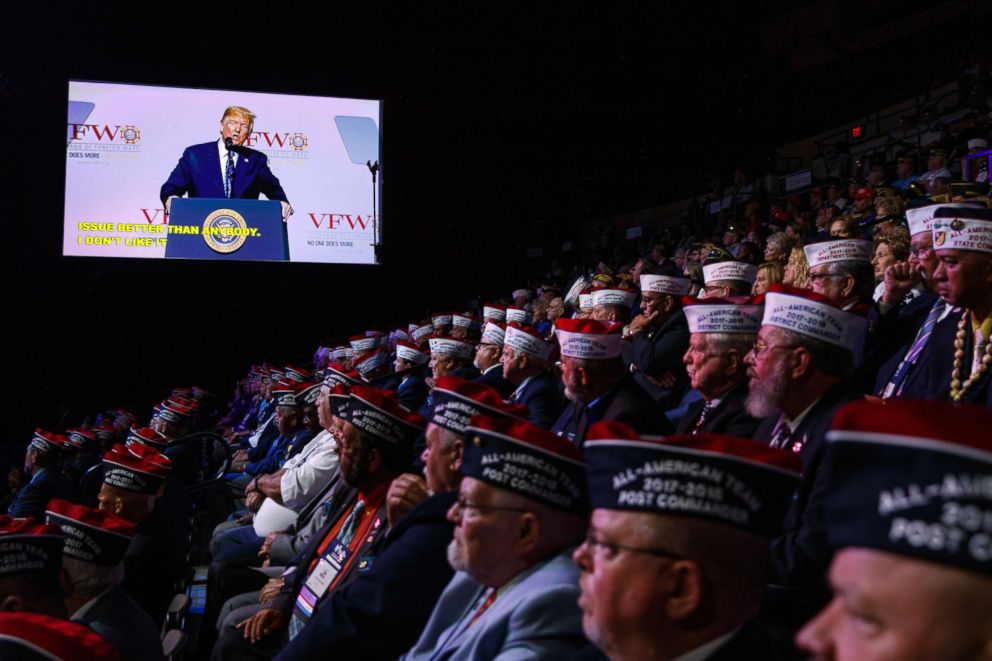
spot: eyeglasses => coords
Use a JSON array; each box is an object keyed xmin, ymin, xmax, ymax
[
  {"xmin": 451, "ymin": 497, "xmax": 531, "ymax": 518},
  {"xmin": 750, "ymin": 342, "xmax": 800, "ymax": 358},
  {"xmin": 808, "ymin": 272, "xmax": 843, "ymax": 283},
  {"xmin": 582, "ymin": 530, "xmax": 683, "ymax": 561}
]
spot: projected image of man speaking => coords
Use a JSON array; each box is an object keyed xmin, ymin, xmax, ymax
[{"xmin": 160, "ymin": 106, "xmax": 293, "ymax": 221}]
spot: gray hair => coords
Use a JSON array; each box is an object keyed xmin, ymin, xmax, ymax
[{"xmin": 62, "ymin": 557, "xmax": 124, "ymax": 599}]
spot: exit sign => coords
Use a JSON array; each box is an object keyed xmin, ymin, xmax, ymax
[{"xmin": 851, "ymin": 126, "xmax": 863, "ymax": 139}]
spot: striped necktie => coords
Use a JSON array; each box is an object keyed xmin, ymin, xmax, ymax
[
  {"xmin": 691, "ymin": 401, "xmax": 714, "ymax": 434},
  {"xmin": 882, "ymin": 300, "xmax": 944, "ymax": 398},
  {"xmin": 768, "ymin": 417, "xmax": 793, "ymax": 450},
  {"xmin": 224, "ymin": 149, "xmax": 235, "ymax": 198}
]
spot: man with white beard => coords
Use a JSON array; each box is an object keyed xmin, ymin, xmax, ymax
[{"xmin": 743, "ymin": 284, "xmax": 866, "ymax": 621}]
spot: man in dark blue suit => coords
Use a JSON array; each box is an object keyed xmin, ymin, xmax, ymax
[
  {"xmin": 473, "ymin": 322, "xmax": 515, "ymax": 399},
  {"xmin": 8, "ymin": 430, "xmax": 69, "ymax": 520},
  {"xmin": 500, "ymin": 323, "xmax": 565, "ymax": 429},
  {"xmin": 160, "ymin": 106, "xmax": 293, "ymax": 220}
]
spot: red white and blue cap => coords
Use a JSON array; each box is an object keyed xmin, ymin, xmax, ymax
[
  {"xmin": 483, "ymin": 304, "xmax": 507, "ymax": 321},
  {"xmin": 158, "ymin": 400, "xmax": 193, "ymax": 424},
  {"xmin": 347, "ymin": 386, "xmax": 426, "ymax": 445},
  {"xmin": 327, "ymin": 384, "xmax": 352, "ymax": 419},
  {"xmin": 702, "ymin": 260, "xmax": 758, "ymax": 285},
  {"xmin": 396, "ymin": 340, "xmax": 430, "ymax": 365},
  {"xmin": 682, "ymin": 295, "xmax": 763, "ymax": 334},
  {"xmin": 102, "ymin": 443, "xmax": 171, "ymax": 495},
  {"xmin": 452, "ymin": 313, "xmax": 476, "ymax": 330},
  {"xmin": 297, "ymin": 381, "xmax": 322, "ymax": 406},
  {"xmin": 429, "ymin": 377, "xmax": 528, "ymax": 435},
  {"xmin": 762, "ymin": 284, "xmax": 867, "ymax": 352},
  {"xmin": 505, "ymin": 306, "xmax": 532, "ymax": 325},
  {"xmin": 355, "ymin": 349, "xmax": 390, "ymax": 377},
  {"xmin": 803, "ymin": 239, "xmax": 872, "ymax": 268},
  {"xmin": 591, "ymin": 286, "xmax": 637, "ymax": 307},
  {"xmin": 45, "ymin": 499, "xmax": 135, "ymax": 566},
  {"xmin": 0, "ymin": 612, "xmax": 122, "ymax": 660},
  {"xmin": 125, "ymin": 426, "xmax": 167, "ymax": 451},
  {"xmin": 0, "ymin": 516, "xmax": 63, "ymax": 577},
  {"xmin": 822, "ymin": 399, "xmax": 992, "ymax": 575},
  {"xmin": 429, "ymin": 336, "xmax": 475, "ymax": 359},
  {"xmin": 640, "ymin": 274, "xmax": 691, "ymax": 296},
  {"xmin": 431, "ymin": 312, "xmax": 454, "ymax": 327},
  {"xmin": 480, "ymin": 322, "xmax": 506, "ymax": 347},
  {"xmin": 932, "ymin": 204, "xmax": 992, "ymax": 254},
  {"xmin": 284, "ymin": 365, "xmax": 312, "ymax": 383},
  {"xmin": 91, "ymin": 420, "xmax": 118, "ymax": 444},
  {"xmin": 30, "ymin": 429, "xmax": 67, "ymax": 456},
  {"xmin": 350, "ymin": 334, "xmax": 379, "ymax": 353},
  {"xmin": 65, "ymin": 428, "xmax": 98, "ymax": 451},
  {"xmin": 331, "ymin": 346, "xmax": 351, "ymax": 361},
  {"xmin": 323, "ymin": 363, "xmax": 361, "ymax": 387},
  {"xmin": 584, "ymin": 421, "xmax": 802, "ymax": 537},
  {"xmin": 411, "ymin": 322, "xmax": 435, "ymax": 342},
  {"xmin": 555, "ymin": 318, "xmax": 624, "ymax": 359},
  {"xmin": 462, "ymin": 415, "xmax": 588, "ymax": 515},
  {"xmin": 504, "ymin": 323, "xmax": 554, "ymax": 361}
]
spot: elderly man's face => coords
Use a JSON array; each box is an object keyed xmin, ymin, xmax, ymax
[
  {"xmin": 316, "ymin": 386, "xmax": 332, "ymax": 430},
  {"xmin": 335, "ymin": 421, "xmax": 366, "ymax": 487},
  {"xmin": 573, "ymin": 509, "xmax": 674, "ymax": 658},
  {"xmin": 796, "ymin": 547, "xmax": 992, "ymax": 661},
  {"xmin": 220, "ymin": 112, "xmax": 251, "ymax": 146},
  {"xmin": 474, "ymin": 343, "xmax": 501, "ymax": 372},
  {"xmin": 809, "ymin": 266, "xmax": 851, "ymax": 303},
  {"xmin": 683, "ymin": 334, "xmax": 730, "ymax": 397},
  {"xmin": 275, "ymin": 405, "xmax": 298, "ymax": 435},
  {"xmin": 429, "ymin": 354, "xmax": 455, "ymax": 379},
  {"xmin": 446, "ymin": 477, "xmax": 526, "ymax": 586},
  {"xmin": 933, "ymin": 249, "xmax": 992, "ymax": 309},
  {"xmin": 908, "ymin": 234, "xmax": 937, "ymax": 282},
  {"xmin": 421, "ymin": 424, "xmax": 458, "ymax": 495},
  {"xmin": 744, "ymin": 326, "xmax": 796, "ymax": 418},
  {"xmin": 640, "ymin": 292, "xmax": 668, "ymax": 319}
]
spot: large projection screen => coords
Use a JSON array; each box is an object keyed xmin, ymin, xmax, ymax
[{"xmin": 65, "ymin": 81, "xmax": 382, "ymax": 264}]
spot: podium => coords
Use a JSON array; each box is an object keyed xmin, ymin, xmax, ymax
[{"xmin": 165, "ymin": 198, "xmax": 289, "ymax": 261}]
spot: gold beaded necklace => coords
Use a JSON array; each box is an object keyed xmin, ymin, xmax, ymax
[{"xmin": 950, "ymin": 314, "xmax": 992, "ymax": 402}]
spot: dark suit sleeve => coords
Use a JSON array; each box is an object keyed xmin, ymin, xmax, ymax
[
  {"xmin": 7, "ymin": 479, "xmax": 52, "ymax": 520},
  {"xmin": 160, "ymin": 146, "xmax": 196, "ymax": 205},
  {"xmin": 627, "ymin": 318, "xmax": 690, "ymax": 376},
  {"xmin": 273, "ymin": 511, "xmax": 455, "ymax": 660},
  {"xmin": 251, "ymin": 155, "xmax": 289, "ymax": 203},
  {"xmin": 523, "ymin": 381, "xmax": 565, "ymax": 429}
]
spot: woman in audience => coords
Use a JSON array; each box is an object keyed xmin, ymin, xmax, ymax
[
  {"xmin": 752, "ymin": 261, "xmax": 784, "ymax": 295},
  {"xmin": 871, "ymin": 234, "xmax": 910, "ymax": 301},
  {"xmin": 829, "ymin": 215, "xmax": 863, "ymax": 238},
  {"xmin": 764, "ymin": 232, "xmax": 794, "ymax": 266},
  {"xmin": 783, "ymin": 246, "xmax": 811, "ymax": 289}
]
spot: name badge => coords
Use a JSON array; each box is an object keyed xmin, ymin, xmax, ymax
[{"xmin": 303, "ymin": 541, "xmax": 350, "ymax": 599}]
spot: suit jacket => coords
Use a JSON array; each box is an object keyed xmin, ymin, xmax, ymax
[
  {"xmin": 475, "ymin": 365, "xmax": 515, "ymax": 399},
  {"xmin": 753, "ymin": 383, "xmax": 864, "ymax": 588},
  {"xmin": 400, "ymin": 548, "xmax": 599, "ymax": 661},
  {"xmin": 922, "ymin": 307, "xmax": 992, "ymax": 405},
  {"xmin": 73, "ymin": 585, "xmax": 164, "ymax": 661},
  {"xmin": 512, "ymin": 372, "xmax": 566, "ymax": 429},
  {"xmin": 275, "ymin": 491, "xmax": 457, "ymax": 661},
  {"xmin": 864, "ymin": 291, "xmax": 938, "ymax": 394},
  {"xmin": 552, "ymin": 375, "xmax": 673, "ymax": 447},
  {"xmin": 160, "ymin": 140, "xmax": 288, "ymax": 205},
  {"xmin": 674, "ymin": 384, "xmax": 760, "ymax": 437},
  {"xmin": 705, "ymin": 619, "xmax": 803, "ymax": 661},
  {"xmin": 7, "ymin": 467, "xmax": 69, "ymax": 520},
  {"xmin": 624, "ymin": 310, "xmax": 691, "ymax": 410},
  {"xmin": 397, "ymin": 374, "xmax": 430, "ymax": 412}
]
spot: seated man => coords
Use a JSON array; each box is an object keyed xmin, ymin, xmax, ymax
[
  {"xmin": 473, "ymin": 322, "xmax": 515, "ymax": 399},
  {"xmin": 211, "ymin": 387, "xmax": 425, "ymax": 660},
  {"xmin": 553, "ymin": 318, "xmax": 673, "ymax": 446},
  {"xmin": 8, "ymin": 429, "xmax": 70, "ymax": 520},
  {"xmin": 401, "ymin": 415, "xmax": 597, "ymax": 659},
  {"xmin": 501, "ymin": 322, "xmax": 565, "ymax": 429},
  {"xmin": 676, "ymin": 296, "xmax": 762, "ymax": 436},
  {"xmin": 699, "ymin": 260, "xmax": 757, "ymax": 299},
  {"xmin": 97, "ymin": 443, "xmax": 187, "ymax": 625},
  {"xmin": 46, "ymin": 499, "xmax": 164, "ymax": 661},
  {"xmin": 394, "ymin": 340, "xmax": 431, "ymax": 411},
  {"xmin": 804, "ymin": 239, "xmax": 874, "ymax": 310},
  {"xmin": 275, "ymin": 377, "xmax": 527, "ymax": 660},
  {"xmin": 577, "ymin": 421, "xmax": 802, "ymax": 659},
  {"xmin": 797, "ymin": 399, "xmax": 992, "ymax": 659}
]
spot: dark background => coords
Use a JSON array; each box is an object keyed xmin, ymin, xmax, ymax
[{"xmin": 0, "ymin": 1, "xmax": 986, "ymax": 441}]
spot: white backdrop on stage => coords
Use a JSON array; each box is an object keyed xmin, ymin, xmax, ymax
[{"xmin": 65, "ymin": 81, "xmax": 382, "ymax": 264}]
